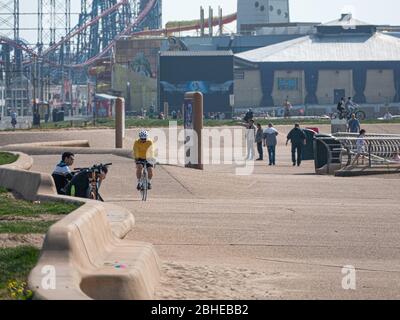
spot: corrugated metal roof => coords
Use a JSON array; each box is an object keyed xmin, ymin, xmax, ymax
[
  {"xmin": 160, "ymin": 50, "xmax": 233, "ymax": 57},
  {"xmin": 236, "ymin": 32, "xmax": 400, "ymax": 63}
]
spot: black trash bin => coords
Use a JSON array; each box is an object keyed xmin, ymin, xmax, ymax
[
  {"xmin": 58, "ymin": 111, "xmax": 65, "ymax": 122},
  {"xmin": 302, "ymin": 129, "xmax": 317, "ymax": 161},
  {"xmin": 52, "ymin": 109, "xmax": 58, "ymax": 122},
  {"xmin": 32, "ymin": 113, "xmax": 41, "ymax": 126},
  {"xmin": 314, "ymin": 134, "xmax": 343, "ymax": 174}
]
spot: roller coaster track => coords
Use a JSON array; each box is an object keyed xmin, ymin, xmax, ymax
[
  {"xmin": 67, "ymin": 0, "xmax": 158, "ymax": 68},
  {"xmin": 131, "ymin": 12, "xmax": 237, "ymax": 37},
  {"xmin": 42, "ymin": 0, "xmax": 130, "ymax": 57},
  {"xmin": 0, "ymin": 2, "xmax": 238, "ymax": 69}
]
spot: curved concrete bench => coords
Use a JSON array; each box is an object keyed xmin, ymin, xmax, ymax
[
  {"xmin": 0, "ymin": 151, "xmax": 135, "ymax": 238},
  {"xmin": 0, "ymin": 151, "xmax": 33, "ymax": 171},
  {"xmin": 28, "ymin": 203, "xmax": 160, "ymax": 300},
  {"xmin": 1, "ymin": 140, "xmax": 90, "ymax": 148},
  {"xmin": 0, "ymin": 166, "xmax": 56, "ymax": 200},
  {"xmin": 0, "ymin": 142, "xmax": 133, "ymax": 160},
  {"xmin": 1, "ymin": 150, "xmax": 160, "ymax": 299}
]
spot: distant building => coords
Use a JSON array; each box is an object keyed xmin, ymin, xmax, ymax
[
  {"xmin": 237, "ymin": 0, "xmax": 290, "ymax": 34},
  {"xmin": 235, "ymin": 14, "xmax": 400, "ymax": 112},
  {"xmin": 159, "ymin": 51, "xmax": 234, "ymax": 116},
  {"xmin": 5, "ymin": 75, "xmax": 32, "ymax": 116},
  {"xmin": 112, "ymin": 37, "xmax": 162, "ymax": 112}
]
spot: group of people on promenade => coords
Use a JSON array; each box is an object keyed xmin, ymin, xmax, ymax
[{"xmin": 245, "ymin": 121, "xmax": 307, "ymax": 167}]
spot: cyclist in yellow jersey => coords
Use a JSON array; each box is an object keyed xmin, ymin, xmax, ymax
[{"xmin": 133, "ymin": 130, "xmax": 155, "ymax": 190}]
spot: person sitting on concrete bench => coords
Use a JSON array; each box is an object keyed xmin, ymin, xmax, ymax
[{"xmin": 52, "ymin": 152, "xmax": 75, "ymax": 194}]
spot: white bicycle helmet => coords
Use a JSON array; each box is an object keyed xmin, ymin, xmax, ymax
[{"xmin": 139, "ymin": 130, "xmax": 149, "ymax": 140}]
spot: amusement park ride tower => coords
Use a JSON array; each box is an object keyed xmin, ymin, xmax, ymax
[{"xmin": 0, "ymin": 0, "xmax": 162, "ymax": 115}]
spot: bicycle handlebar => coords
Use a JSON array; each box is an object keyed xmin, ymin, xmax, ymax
[{"xmin": 73, "ymin": 163, "xmax": 113, "ymax": 172}]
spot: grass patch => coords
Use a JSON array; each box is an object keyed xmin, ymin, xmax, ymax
[
  {"xmin": 0, "ymin": 246, "xmax": 40, "ymax": 300},
  {"xmin": 0, "ymin": 221, "xmax": 56, "ymax": 234},
  {"xmin": 0, "ymin": 192, "xmax": 80, "ymax": 217},
  {"xmin": 0, "ymin": 152, "xmax": 18, "ymax": 166}
]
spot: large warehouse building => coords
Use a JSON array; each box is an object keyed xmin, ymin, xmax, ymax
[{"xmin": 235, "ymin": 14, "xmax": 400, "ymax": 110}]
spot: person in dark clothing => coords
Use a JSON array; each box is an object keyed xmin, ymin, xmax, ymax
[
  {"xmin": 255, "ymin": 123, "xmax": 264, "ymax": 161},
  {"xmin": 337, "ymin": 97, "xmax": 345, "ymax": 118},
  {"xmin": 65, "ymin": 169, "xmax": 91, "ymax": 198},
  {"xmin": 286, "ymin": 124, "xmax": 306, "ymax": 167},
  {"xmin": 65, "ymin": 166, "xmax": 108, "ymax": 199},
  {"xmin": 244, "ymin": 109, "xmax": 254, "ymax": 123}
]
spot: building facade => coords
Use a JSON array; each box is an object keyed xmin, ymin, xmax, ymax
[{"xmin": 235, "ymin": 15, "xmax": 400, "ymax": 111}]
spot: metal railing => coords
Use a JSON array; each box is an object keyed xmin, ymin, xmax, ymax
[
  {"xmin": 334, "ymin": 133, "xmax": 400, "ymax": 168},
  {"xmin": 314, "ymin": 133, "xmax": 400, "ymax": 175}
]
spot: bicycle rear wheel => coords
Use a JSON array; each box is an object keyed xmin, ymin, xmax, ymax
[
  {"xmin": 355, "ymin": 110, "xmax": 366, "ymax": 121},
  {"xmin": 140, "ymin": 172, "xmax": 148, "ymax": 202}
]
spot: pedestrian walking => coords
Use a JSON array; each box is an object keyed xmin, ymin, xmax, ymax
[
  {"xmin": 284, "ymin": 99, "xmax": 292, "ymax": 119},
  {"xmin": 255, "ymin": 123, "xmax": 264, "ymax": 161},
  {"xmin": 352, "ymin": 129, "xmax": 367, "ymax": 165},
  {"xmin": 245, "ymin": 120, "xmax": 256, "ymax": 160},
  {"xmin": 348, "ymin": 113, "xmax": 361, "ymax": 133},
  {"xmin": 286, "ymin": 123, "xmax": 306, "ymax": 167},
  {"xmin": 263, "ymin": 123, "xmax": 279, "ymax": 166},
  {"xmin": 10, "ymin": 110, "xmax": 17, "ymax": 130}
]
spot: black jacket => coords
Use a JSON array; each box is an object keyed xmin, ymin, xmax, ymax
[
  {"xmin": 287, "ymin": 128, "xmax": 306, "ymax": 145},
  {"xmin": 65, "ymin": 170, "xmax": 90, "ymax": 198}
]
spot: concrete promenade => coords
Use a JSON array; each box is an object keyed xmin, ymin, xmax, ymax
[{"xmin": 3, "ymin": 124, "xmax": 400, "ymax": 299}]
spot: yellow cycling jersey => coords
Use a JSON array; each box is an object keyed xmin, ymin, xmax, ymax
[{"xmin": 133, "ymin": 139, "xmax": 154, "ymax": 160}]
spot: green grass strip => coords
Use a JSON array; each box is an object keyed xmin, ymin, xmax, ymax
[
  {"xmin": 0, "ymin": 152, "xmax": 19, "ymax": 166},
  {"xmin": 0, "ymin": 192, "xmax": 80, "ymax": 217},
  {"xmin": 0, "ymin": 246, "xmax": 40, "ymax": 300},
  {"xmin": 0, "ymin": 220, "xmax": 56, "ymax": 234}
]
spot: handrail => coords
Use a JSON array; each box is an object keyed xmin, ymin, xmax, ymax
[{"xmin": 316, "ymin": 133, "xmax": 400, "ymax": 171}]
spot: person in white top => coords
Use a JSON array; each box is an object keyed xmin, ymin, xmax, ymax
[
  {"xmin": 53, "ymin": 152, "xmax": 75, "ymax": 177},
  {"xmin": 52, "ymin": 152, "xmax": 75, "ymax": 194},
  {"xmin": 245, "ymin": 120, "xmax": 256, "ymax": 160},
  {"xmin": 392, "ymin": 151, "xmax": 400, "ymax": 163},
  {"xmin": 352, "ymin": 129, "xmax": 367, "ymax": 165}
]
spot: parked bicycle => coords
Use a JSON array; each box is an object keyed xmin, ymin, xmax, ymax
[{"xmin": 66, "ymin": 163, "xmax": 112, "ymax": 202}]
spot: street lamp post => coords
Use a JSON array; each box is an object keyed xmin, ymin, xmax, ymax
[{"xmin": 126, "ymin": 81, "xmax": 131, "ymax": 112}]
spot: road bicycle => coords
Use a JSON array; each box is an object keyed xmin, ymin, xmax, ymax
[
  {"xmin": 137, "ymin": 160, "xmax": 153, "ymax": 201},
  {"xmin": 331, "ymin": 107, "xmax": 366, "ymax": 121},
  {"xmin": 72, "ymin": 163, "xmax": 112, "ymax": 201}
]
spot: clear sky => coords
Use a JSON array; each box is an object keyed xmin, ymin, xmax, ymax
[
  {"xmin": 164, "ymin": 0, "xmax": 399, "ymax": 25},
  {"xmin": 11, "ymin": 0, "xmax": 400, "ymax": 43}
]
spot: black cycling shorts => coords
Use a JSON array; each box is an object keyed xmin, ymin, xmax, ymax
[{"xmin": 136, "ymin": 159, "xmax": 154, "ymax": 168}]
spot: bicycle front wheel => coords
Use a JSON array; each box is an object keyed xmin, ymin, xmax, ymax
[{"xmin": 141, "ymin": 181, "xmax": 148, "ymax": 201}]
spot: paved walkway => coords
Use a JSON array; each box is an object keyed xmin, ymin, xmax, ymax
[
  {"xmin": 5, "ymin": 124, "xmax": 400, "ymax": 299},
  {"xmin": 26, "ymin": 138, "xmax": 398, "ymax": 298}
]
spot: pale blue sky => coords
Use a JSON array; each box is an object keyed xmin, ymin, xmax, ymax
[
  {"xmin": 164, "ymin": 0, "xmax": 399, "ymax": 25},
  {"xmin": 12, "ymin": 0, "xmax": 400, "ymax": 43}
]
